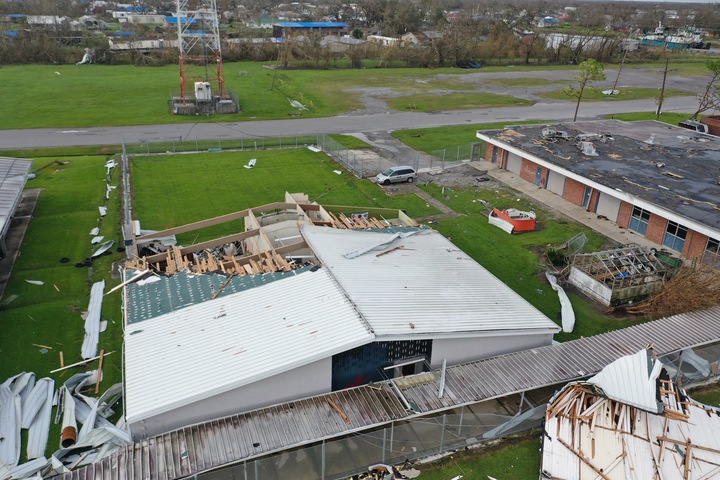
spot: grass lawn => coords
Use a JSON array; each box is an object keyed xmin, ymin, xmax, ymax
[
  {"xmin": 539, "ymin": 86, "xmax": 694, "ymax": 102},
  {"xmin": 0, "ymin": 61, "xmax": 710, "ymax": 129},
  {"xmin": 0, "ymin": 154, "xmax": 124, "ymax": 460},
  {"xmin": 419, "ymin": 435, "xmax": 541, "ymax": 479},
  {"xmin": 392, "ymin": 120, "xmax": 549, "ymax": 154},
  {"xmin": 604, "ymin": 111, "xmax": 694, "ymax": 124},
  {"xmin": 131, "ymin": 148, "xmax": 440, "ymax": 243},
  {"xmin": 385, "ymin": 92, "xmax": 533, "ymax": 112}
]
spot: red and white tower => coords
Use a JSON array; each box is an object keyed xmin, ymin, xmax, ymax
[{"xmin": 173, "ymin": 0, "xmax": 238, "ymax": 114}]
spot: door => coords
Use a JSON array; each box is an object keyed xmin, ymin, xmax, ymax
[
  {"xmin": 582, "ymin": 186, "xmax": 592, "ymax": 209},
  {"xmin": 534, "ymin": 166, "xmax": 543, "ymax": 186}
]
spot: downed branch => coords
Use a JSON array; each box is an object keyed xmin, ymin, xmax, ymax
[{"xmin": 625, "ymin": 263, "xmax": 720, "ymax": 317}]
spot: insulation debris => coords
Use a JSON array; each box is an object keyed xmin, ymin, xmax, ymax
[
  {"xmin": 98, "ymin": 206, "xmax": 106, "ymax": 217},
  {"xmin": 546, "ymin": 272, "xmax": 575, "ymax": 333}
]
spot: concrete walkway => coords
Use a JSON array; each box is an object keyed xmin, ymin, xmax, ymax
[{"xmin": 469, "ymin": 159, "xmax": 665, "ymax": 251}]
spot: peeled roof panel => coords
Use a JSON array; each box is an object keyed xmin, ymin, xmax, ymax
[
  {"xmin": 587, "ymin": 349, "xmax": 663, "ymax": 413},
  {"xmin": 301, "ymin": 225, "xmax": 560, "ymax": 337},
  {"xmin": 124, "ymin": 268, "xmax": 373, "ymax": 423}
]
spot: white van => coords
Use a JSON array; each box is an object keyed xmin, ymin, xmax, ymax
[{"xmin": 375, "ymin": 166, "xmax": 417, "ymax": 185}]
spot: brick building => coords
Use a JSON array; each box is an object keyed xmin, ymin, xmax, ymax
[{"xmin": 476, "ymin": 120, "xmax": 720, "ymax": 267}]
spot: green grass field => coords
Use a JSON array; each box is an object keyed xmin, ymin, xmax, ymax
[
  {"xmin": 0, "ymin": 61, "xmax": 708, "ymax": 129},
  {"xmin": 132, "ymin": 149, "xmax": 437, "ymax": 242}
]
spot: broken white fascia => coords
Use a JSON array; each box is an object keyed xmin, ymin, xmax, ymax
[{"xmin": 476, "ymin": 131, "xmax": 720, "ymax": 240}]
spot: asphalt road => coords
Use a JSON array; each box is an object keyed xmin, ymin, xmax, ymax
[{"xmin": 0, "ymin": 96, "xmax": 694, "ymax": 149}]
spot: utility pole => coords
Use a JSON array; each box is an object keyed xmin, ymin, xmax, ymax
[
  {"xmin": 610, "ymin": 47, "xmax": 628, "ymax": 94},
  {"xmin": 656, "ymin": 56, "xmax": 670, "ymax": 120}
]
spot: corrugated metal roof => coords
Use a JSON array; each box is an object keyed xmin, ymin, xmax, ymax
[
  {"xmin": 60, "ymin": 307, "xmax": 720, "ymax": 480},
  {"xmin": 0, "ymin": 157, "xmax": 32, "ymax": 244},
  {"xmin": 275, "ymin": 22, "xmax": 348, "ymax": 28},
  {"xmin": 301, "ymin": 225, "xmax": 560, "ymax": 338},
  {"xmin": 586, "ymin": 349, "xmax": 663, "ymax": 413},
  {"xmin": 395, "ymin": 307, "xmax": 720, "ymax": 413},
  {"xmin": 542, "ymin": 352, "xmax": 720, "ymax": 479},
  {"xmin": 124, "ymin": 268, "xmax": 373, "ymax": 423},
  {"xmin": 126, "ymin": 267, "xmax": 314, "ymax": 323}
]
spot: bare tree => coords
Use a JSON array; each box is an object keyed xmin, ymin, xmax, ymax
[
  {"xmin": 691, "ymin": 59, "xmax": 720, "ymax": 120},
  {"xmin": 563, "ymin": 59, "xmax": 606, "ymax": 122}
]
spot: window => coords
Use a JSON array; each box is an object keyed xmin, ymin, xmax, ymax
[
  {"xmin": 703, "ymin": 238, "xmax": 720, "ymax": 267},
  {"xmin": 663, "ymin": 221, "xmax": 688, "ymax": 252},
  {"xmin": 628, "ymin": 206, "xmax": 650, "ymax": 235},
  {"xmin": 492, "ymin": 147, "xmax": 498, "ymax": 164}
]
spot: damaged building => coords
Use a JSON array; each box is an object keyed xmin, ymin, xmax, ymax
[
  {"xmin": 476, "ymin": 120, "xmax": 720, "ymax": 268},
  {"xmin": 568, "ymin": 245, "xmax": 678, "ymax": 307},
  {"xmin": 542, "ymin": 348, "xmax": 720, "ymax": 479},
  {"xmin": 120, "ymin": 193, "xmax": 560, "ymax": 438}
]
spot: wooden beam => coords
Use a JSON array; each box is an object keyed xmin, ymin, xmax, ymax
[
  {"xmin": 327, "ymin": 398, "xmax": 351, "ymax": 425},
  {"xmin": 95, "ymin": 349, "xmax": 105, "ymax": 394},
  {"xmin": 143, "ymin": 229, "xmax": 261, "ymax": 264},
  {"xmin": 135, "ymin": 202, "xmax": 321, "ymax": 241}
]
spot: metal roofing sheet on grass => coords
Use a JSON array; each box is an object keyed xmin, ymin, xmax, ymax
[
  {"xmin": 301, "ymin": 225, "xmax": 560, "ymax": 338},
  {"xmin": 124, "ymin": 267, "xmax": 374, "ymax": 423}
]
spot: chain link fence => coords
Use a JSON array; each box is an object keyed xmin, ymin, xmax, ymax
[
  {"xmin": 197, "ymin": 401, "xmax": 547, "ymax": 480},
  {"xmin": 124, "ymin": 135, "xmax": 321, "ymax": 155}
]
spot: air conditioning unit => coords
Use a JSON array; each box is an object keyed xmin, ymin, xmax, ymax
[{"xmin": 577, "ymin": 141, "xmax": 598, "ymax": 156}]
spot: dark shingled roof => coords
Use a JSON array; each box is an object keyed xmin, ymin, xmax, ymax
[{"xmin": 478, "ymin": 120, "xmax": 720, "ymax": 236}]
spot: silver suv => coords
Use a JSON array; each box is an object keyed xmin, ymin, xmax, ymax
[{"xmin": 375, "ymin": 166, "xmax": 417, "ymax": 185}]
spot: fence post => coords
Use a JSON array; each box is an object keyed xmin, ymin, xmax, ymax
[
  {"xmin": 439, "ymin": 415, "xmax": 446, "ymax": 453},
  {"xmin": 254, "ymin": 460, "xmax": 259, "ymax": 480},
  {"xmin": 321, "ymin": 440, "xmax": 326, "ymax": 480},
  {"xmin": 382, "ymin": 428, "xmax": 387, "ymax": 463},
  {"xmin": 458, "ymin": 406, "xmax": 464, "ymax": 436},
  {"xmin": 390, "ymin": 421, "xmax": 394, "ymax": 457}
]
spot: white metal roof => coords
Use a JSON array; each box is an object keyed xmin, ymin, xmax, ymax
[
  {"xmin": 587, "ymin": 348, "xmax": 663, "ymax": 413},
  {"xmin": 124, "ymin": 268, "xmax": 373, "ymax": 423},
  {"xmin": 301, "ymin": 225, "xmax": 560, "ymax": 338},
  {"xmin": 0, "ymin": 157, "xmax": 32, "ymax": 244}
]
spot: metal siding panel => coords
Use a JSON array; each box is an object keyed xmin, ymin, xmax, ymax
[{"xmin": 596, "ymin": 192, "xmax": 621, "ymax": 221}]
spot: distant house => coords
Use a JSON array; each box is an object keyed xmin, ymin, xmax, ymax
[
  {"xmin": 272, "ymin": 21, "xmax": 348, "ymax": 38},
  {"xmin": 26, "ymin": 15, "xmax": 67, "ymax": 26},
  {"xmin": 401, "ymin": 31, "xmax": 443, "ymax": 46},
  {"xmin": 537, "ymin": 16, "xmax": 560, "ymax": 28},
  {"xmin": 320, "ymin": 35, "xmax": 365, "ymax": 52},
  {"xmin": 367, "ymin": 34, "xmax": 400, "ymax": 46}
]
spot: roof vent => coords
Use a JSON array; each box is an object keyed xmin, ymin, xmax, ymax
[
  {"xmin": 542, "ymin": 126, "xmax": 569, "ymax": 140},
  {"xmin": 577, "ymin": 141, "xmax": 598, "ymax": 156},
  {"xmin": 645, "ymin": 133, "xmax": 656, "ymax": 145}
]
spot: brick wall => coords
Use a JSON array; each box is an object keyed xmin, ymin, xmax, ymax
[
  {"xmin": 617, "ymin": 202, "xmax": 632, "ymax": 228},
  {"xmin": 684, "ymin": 230, "xmax": 708, "ymax": 261},
  {"xmin": 519, "ymin": 158, "xmax": 539, "ymax": 183},
  {"xmin": 484, "ymin": 144, "xmax": 495, "ymax": 162},
  {"xmin": 562, "ymin": 177, "xmax": 586, "ymax": 206},
  {"xmin": 645, "ymin": 213, "xmax": 667, "ymax": 246}
]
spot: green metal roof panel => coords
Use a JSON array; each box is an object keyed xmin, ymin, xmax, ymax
[{"xmin": 126, "ymin": 266, "xmax": 314, "ymax": 324}]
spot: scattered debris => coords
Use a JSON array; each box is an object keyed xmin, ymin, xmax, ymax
[
  {"xmin": 243, "ymin": 158, "xmax": 257, "ymax": 169},
  {"xmin": 91, "ymin": 236, "xmax": 104, "ymax": 245},
  {"xmin": 25, "ymin": 280, "xmax": 44, "ymax": 286},
  {"xmin": 98, "ymin": 207, "xmax": 106, "ymax": 217},
  {"xmin": 333, "ymin": 170, "xmax": 342, "ymax": 175},
  {"xmin": 288, "ymin": 98, "xmax": 308, "ymax": 110},
  {"xmin": 488, "ymin": 208, "xmax": 536, "ymax": 234},
  {"xmin": 542, "ymin": 348, "xmax": 720, "ymax": 479},
  {"xmin": 624, "ymin": 263, "xmax": 720, "ymax": 317},
  {"xmin": 308, "ymin": 145, "xmax": 322, "ymax": 152},
  {"xmin": 91, "ymin": 241, "xmax": 114, "ymax": 258},
  {"xmin": 89, "ymin": 228, "xmax": 99, "ymax": 236},
  {"xmin": 546, "ymin": 272, "xmax": 575, "ymax": 333},
  {"xmin": 81, "ymin": 281, "xmax": 105, "ymax": 359}
]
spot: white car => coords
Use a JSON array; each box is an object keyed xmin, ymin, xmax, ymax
[{"xmin": 375, "ymin": 166, "xmax": 417, "ymax": 185}]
